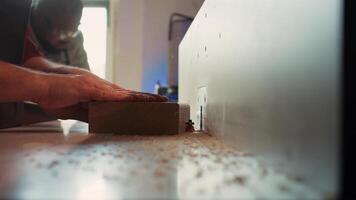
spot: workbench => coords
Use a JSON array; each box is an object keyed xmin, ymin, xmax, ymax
[{"xmin": 0, "ymin": 120, "xmax": 321, "ymax": 199}]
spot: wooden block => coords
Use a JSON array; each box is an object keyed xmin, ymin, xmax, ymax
[{"xmin": 89, "ymin": 102, "xmax": 190, "ymax": 135}]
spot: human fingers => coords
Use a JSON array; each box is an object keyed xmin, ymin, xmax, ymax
[
  {"xmin": 123, "ymin": 90, "xmax": 168, "ymax": 102},
  {"xmin": 89, "ymin": 88, "xmax": 167, "ymax": 102},
  {"xmin": 89, "ymin": 88, "xmax": 134, "ymax": 102},
  {"xmin": 113, "ymin": 89, "xmax": 167, "ymax": 102},
  {"xmin": 85, "ymin": 73, "xmax": 124, "ymax": 90}
]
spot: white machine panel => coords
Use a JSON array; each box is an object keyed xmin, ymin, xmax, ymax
[{"xmin": 179, "ymin": 0, "xmax": 341, "ymax": 195}]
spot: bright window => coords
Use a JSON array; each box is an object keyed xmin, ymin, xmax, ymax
[{"xmin": 79, "ymin": 7, "xmax": 108, "ymax": 79}]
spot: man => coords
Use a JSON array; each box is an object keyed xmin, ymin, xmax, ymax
[
  {"xmin": 30, "ymin": 0, "xmax": 90, "ymax": 70},
  {"xmin": 0, "ymin": 0, "xmax": 167, "ymax": 128}
]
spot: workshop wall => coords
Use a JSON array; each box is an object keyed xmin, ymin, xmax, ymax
[
  {"xmin": 107, "ymin": 0, "xmax": 144, "ymax": 91},
  {"xmin": 107, "ymin": 0, "xmax": 203, "ymax": 91},
  {"xmin": 141, "ymin": 0, "xmax": 204, "ymax": 92},
  {"xmin": 179, "ymin": 0, "xmax": 341, "ymax": 196}
]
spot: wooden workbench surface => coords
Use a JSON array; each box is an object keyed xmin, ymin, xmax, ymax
[{"xmin": 0, "ymin": 120, "xmax": 321, "ymax": 199}]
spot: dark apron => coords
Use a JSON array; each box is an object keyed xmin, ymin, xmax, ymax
[{"xmin": 0, "ymin": 0, "xmax": 32, "ymax": 128}]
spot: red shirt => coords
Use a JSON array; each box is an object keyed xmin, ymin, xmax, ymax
[{"xmin": 22, "ymin": 26, "xmax": 42, "ymax": 64}]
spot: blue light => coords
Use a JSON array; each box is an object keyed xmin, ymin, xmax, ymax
[{"xmin": 141, "ymin": 58, "xmax": 168, "ymax": 93}]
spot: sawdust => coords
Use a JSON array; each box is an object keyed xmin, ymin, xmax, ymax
[
  {"xmin": 2, "ymin": 132, "xmax": 321, "ymax": 199},
  {"xmin": 196, "ymin": 169, "xmax": 203, "ymax": 178},
  {"xmin": 287, "ymin": 175, "xmax": 305, "ymax": 183},
  {"xmin": 48, "ymin": 160, "xmax": 59, "ymax": 169},
  {"xmin": 154, "ymin": 169, "xmax": 166, "ymax": 177},
  {"xmin": 225, "ymin": 175, "xmax": 248, "ymax": 186},
  {"xmin": 278, "ymin": 184, "xmax": 290, "ymax": 192}
]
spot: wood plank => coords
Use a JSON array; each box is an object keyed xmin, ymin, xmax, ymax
[{"xmin": 88, "ymin": 102, "xmax": 190, "ymax": 135}]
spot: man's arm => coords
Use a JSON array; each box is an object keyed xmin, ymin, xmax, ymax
[
  {"xmin": 1, "ymin": 60, "xmax": 167, "ymax": 109},
  {"xmin": 0, "ymin": 61, "xmax": 88, "ymax": 123},
  {"xmin": 0, "ymin": 60, "xmax": 47, "ymax": 103}
]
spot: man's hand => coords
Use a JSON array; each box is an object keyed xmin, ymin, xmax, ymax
[
  {"xmin": 36, "ymin": 72, "xmax": 167, "ymax": 109},
  {"xmin": 1, "ymin": 59, "xmax": 167, "ymax": 124}
]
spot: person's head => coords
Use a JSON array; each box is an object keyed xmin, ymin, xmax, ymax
[{"xmin": 32, "ymin": 0, "xmax": 83, "ymax": 51}]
